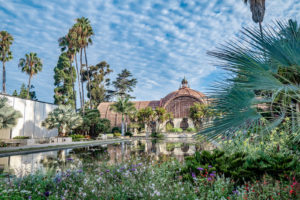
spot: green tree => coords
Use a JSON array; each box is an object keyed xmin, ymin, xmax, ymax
[
  {"xmin": 42, "ymin": 105, "xmax": 82, "ymax": 137},
  {"xmin": 18, "ymin": 53, "xmax": 42, "ymax": 99},
  {"xmin": 13, "ymin": 83, "xmax": 37, "ymax": 100},
  {"xmin": 205, "ymin": 20, "xmax": 300, "ymax": 140},
  {"xmin": 0, "ymin": 31, "xmax": 13, "ymax": 93},
  {"xmin": 189, "ymin": 103, "xmax": 213, "ymax": 130},
  {"xmin": 82, "ymin": 61, "xmax": 113, "ymax": 108},
  {"xmin": 112, "ymin": 69, "xmax": 137, "ymax": 99},
  {"xmin": 154, "ymin": 107, "xmax": 173, "ymax": 132},
  {"xmin": 0, "ymin": 97, "xmax": 22, "ymax": 129},
  {"xmin": 110, "ymin": 97, "xmax": 136, "ymax": 136},
  {"xmin": 137, "ymin": 107, "xmax": 155, "ymax": 135},
  {"xmin": 54, "ymin": 53, "xmax": 76, "ymax": 107}
]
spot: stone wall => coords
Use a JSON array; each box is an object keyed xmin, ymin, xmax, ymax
[{"xmin": 0, "ymin": 94, "xmax": 58, "ymax": 139}]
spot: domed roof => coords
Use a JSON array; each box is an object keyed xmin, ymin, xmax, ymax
[{"xmin": 161, "ymin": 84, "xmax": 207, "ymax": 106}]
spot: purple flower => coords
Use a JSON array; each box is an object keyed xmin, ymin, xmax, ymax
[
  {"xmin": 212, "ymin": 171, "xmax": 216, "ymax": 174},
  {"xmin": 207, "ymin": 177, "xmax": 212, "ymax": 181},
  {"xmin": 131, "ymin": 168, "xmax": 136, "ymax": 171},
  {"xmin": 106, "ymin": 170, "xmax": 110, "ymax": 173},
  {"xmin": 66, "ymin": 158, "xmax": 73, "ymax": 161},
  {"xmin": 233, "ymin": 190, "xmax": 239, "ymax": 195},
  {"xmin": 192, "ymin": 172, "xmax": 196, "ymax": 178},
  {"xmin": 28, "ymin": 196, "xmax": 32, "ymax": 199},
  {"xmin": 44, "ymin": 191, "xmax": 50, "ymax": 197},
  {"xmin": 137, "ymin": 163, "xmax": 143, "ymax": 166},
  {"xmin": 208, "ymin": 165, "xmax": 212, "ymax": 168},
  {"xmin": 209, "ymin": 173, "xmax": 216, "ymax": 177},
  {"xmin": 197, "ymin": 167, "xmax": 204, "ymax": 171},
  {"xmin": 77, "ymin": 169, "xmax": 83, "ymax": 173}
]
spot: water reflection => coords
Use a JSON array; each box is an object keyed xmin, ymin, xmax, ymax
[{"xmin": 0, "ymin": 139, "xmax": 213, "ymax": 177}]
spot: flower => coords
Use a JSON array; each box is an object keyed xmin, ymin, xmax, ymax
[
  {"xmin": 197, "ymin": 167, "xmax": 203, "ymax": 171},
  {"xmin": 77, "ymin": 169, "xmax": 83, "ymax": 173},
  {"xmin": 207, "ymin": 177, "xmax": 212, "ymax": 181},
  {"xmin": 44, "ymin": 191, "xmax": 50, "ymax": 197},
  {"xmin": 106, "ymin": 170, "xmax": 110, "ymax": 173},
  {"xmin": 208, "ymin": 165, "xmax": 212, "ymax": 168},
  {"xmin": 209, "ymin": 173, "xmax": 215, "ymax": 177},
  {"xmin": 192, "ymin": 173, "xmax": 196, "ymax": 178}
]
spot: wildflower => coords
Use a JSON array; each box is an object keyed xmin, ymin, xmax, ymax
[
  {"xmin": 209, "ymin": 173, "xmax": 215, "ymax": 177},
  {"xmin": 192, "ymin": 172, "xmax": 196, "ymax": 178},
  {"xmin": 66, "ymin": 158, "xmax": 73, "ymax": 161},
  {"xmin": 77, "ymin": 169, "xmax": 83, "ymax": 173},
  {"xmin": 207, "ymin": 177, "xmax": 212, "ymax": 181},
  {"xmin": 232, "ymin": 190, "xmax": 239, "ymax": 195},
  {"xmin": 44, "ymin": 191, "xmax": 50, "ymax": 197},
  {"xmin": 197, "ymin": 167, "xmax": 203, "ymax": 171},
  {"xmin": 106, "ymin": 170, "xmax": 110, "ymax": 173},
  {"xmin": 208, "ymin": 165, "xmax": 212, "ymax": 168}
]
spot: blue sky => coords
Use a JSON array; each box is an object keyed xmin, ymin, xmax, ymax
[{"xmin": 0, "ymin": 0, "xmax": 299, "ymax": 103}]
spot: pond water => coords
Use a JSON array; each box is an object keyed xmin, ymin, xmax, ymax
[{"xmin": 0, "ymin": 139, "xmax": 213, "ymax": 177}]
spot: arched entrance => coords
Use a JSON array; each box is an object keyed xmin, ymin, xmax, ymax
[{"xmin": 180, "ymin": 118, "xmax": 189, "ymax": 130}]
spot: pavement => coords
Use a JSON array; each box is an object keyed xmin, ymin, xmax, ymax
[{"xmin": 0, "ymin": 138, "xmax": 131, "ymax": 157}]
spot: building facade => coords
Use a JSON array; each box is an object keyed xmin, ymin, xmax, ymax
[{"xmin": 98, "ymin": 78, "xmax": 208, "ymax": 131}]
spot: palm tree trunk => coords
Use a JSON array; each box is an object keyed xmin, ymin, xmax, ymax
[
  {"xmin": 69, "ymin": 59, "xmax": 77, "ymax": 109},
  {"xmin": 75, "ymin": 53, "xmax": 83, "ymax": 109},
  {"xmin": 84, "ymin": 47, "xmax": 92, "ymax": 109},
  {"xmin": 80, "ymin": 48, "xmax": 85, "ymax": 113},
  {"xmin": 121, "ymin": 114, "xmax": 124, "ymax": 136},
  {"xmin": 2, "ymin": 61, "xmax": 5, "ymax": 93},
  {"xmin": 27, "ymin": 75, "xmax": 31, "ymax": 99}
]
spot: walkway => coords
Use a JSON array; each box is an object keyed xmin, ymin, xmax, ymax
[{"xmin": 0, "ymin": 138, "xmax": 131, "ymax": 157}]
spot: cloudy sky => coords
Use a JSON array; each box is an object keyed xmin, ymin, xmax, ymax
[{"xmin": 0, "ymin": 0, "xmax": 299, "ymax": 103}]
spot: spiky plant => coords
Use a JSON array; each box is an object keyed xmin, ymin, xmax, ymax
[
  {"xmin": 42, "ymin": 105, "xmax": 82, "ymax": 137},
  {"xmin": 0, "ymin": 97, "xmax": 22, "ymax": 129},
  {"xmin": 204, "ymin": 20, "xmax": 300, "ymax": 142}
]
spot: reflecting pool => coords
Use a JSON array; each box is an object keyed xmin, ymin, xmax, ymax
[{"xmin": 0, "ymin": 139, "xmax": 213, "ymax": 177}]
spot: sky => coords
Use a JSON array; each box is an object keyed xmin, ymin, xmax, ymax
[{"xmin": 0, "ymin": 0, "xmax": 299, "ymax": 103}]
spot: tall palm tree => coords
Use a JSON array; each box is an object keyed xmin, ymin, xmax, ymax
[
  {"xmin": 243, "ymin": 0, "xmax": 266, "ymax": 38},
  {"xmin": 18, "ymin": 53, "xmax": 42, "ymax": 99},
  {"xmin": 0, "ymin": 31, "xmax": 13, "ymax": 93},
  {"xmin": 110, "ymin": 97, "xmax": 136, "ymax": 136},
  {"xmin": 73, "ymin": 17, "xmax": 94, "ymax": 109}
]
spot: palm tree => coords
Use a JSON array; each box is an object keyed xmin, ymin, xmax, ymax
[
  {"xmin": 18, "ymin": 53, "xmax": 42, "ymax": 99},
  {"xmin": 205, "ymin": 20, "xmax": 300, "ymax": 141},
  {"xmin": 243, "ymin": 0, "xmax": 266, "ymax": 38},
  {"xmin": 42, "ymin": 105, "xmax": 83, "ymax": 137},
  {"xmin": 0, "ymin": 31, "xmax": 13, "ymax": 93},
  {"xmin": 0, "ymin": 97, "xmax": 22, "ymax": 129},
  {"xmin": 110, "ymin": 97, "xmax": 136, "ymax": 136},
  {"xmin": 137, "ymin": 107, "xmax": 156, "ymax": 136},
  {"xmin": 73, "ymin": 17, "xmax": 94, "ymax": 109}
]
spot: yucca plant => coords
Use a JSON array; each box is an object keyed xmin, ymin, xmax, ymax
[
  {"xmin": 0, "ymin": 97, "xmax": 22, "ymax": 129},
  {"xmin": 203, "ymin": 19, "xmax": 300, "ymax": 143},
  {"xmin": 42, "ymin": 105, "xmax": 82, "ymax": 137}
]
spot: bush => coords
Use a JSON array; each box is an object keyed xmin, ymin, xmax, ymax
[
  {"xmin": 183, "ymin": 149, "xmax": 299, "ymax": 184},
  {"xmin": 70, "ymin": 134, "xmax": 85, "ymax": 142},
  {"xmin": 13, "ymin": 136, "xmax": 30, "ymax": 139},
  {"xmin": 114, "ymin": 132, "xmax": 121, "ymax": 137},
  {"xmin": 125, "ymin": 131, "xmax": 133, "ymax": 137},
  {"xmin": 169, "ymin": 128, "xmax": 183, "ymax": 133},
  {"xmin": 150, "ymin": 132, "xmax": 164, "ymax": 138},
  {"xmin": 186, "ymin": 127, "xmax": 197, "ymax": 132},
  {"xmin": 112, "ymin": 127, "xmax": 121, "ymax": 133},
  {"xmin": 0, "ymin": 141, "xmax": 7, "ymax": 147}
]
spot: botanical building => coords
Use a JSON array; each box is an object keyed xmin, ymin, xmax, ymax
[{"xmin": 98, "ymin": 78, "xmax": 208, "ymax": 131}]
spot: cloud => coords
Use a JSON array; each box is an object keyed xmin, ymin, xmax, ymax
[{"xmin": 0, "ymin": 0, "xmax": 299, "ymax": 102}]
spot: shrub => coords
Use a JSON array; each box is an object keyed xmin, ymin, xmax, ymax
[
  {"xmin": 13, "ymin": 136, "xmax": 30, "ymax": 139},
  {"xmin": 114, "ymin": 132, "xmax": 121, "ymax": 137},
  {"xmin": 186, "ymin": 127, "xmax": 197, "ymax": 132},
  {"xmin": 169, "ymin": 128, "xmax": 183, "ymax": 133},
  {"xmin": 111, "ymin": 127, "xmax": 121, "ymax": 133},
  {"xmin": 125, "ymin": 131, "xmax": 133, "ymax": 137},
  {"xmin": 150, "ymin": 132, "xmax": 164, "ymax": 138},
  {"xmin": 0, "ymin": 141, "xmax": 7, "ymax": 147},
  {"xmin": 70, "ymin": 134, "xmax": 85, "ymax": 142}
]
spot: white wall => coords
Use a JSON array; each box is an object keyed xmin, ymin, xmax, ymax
[{"xmin": 0, "ymin": 94, "xmax": 58, "ymax": 139}]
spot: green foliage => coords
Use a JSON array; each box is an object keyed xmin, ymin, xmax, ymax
[
  {"xmin": 70, "ymin": 134, "xmax": 85, "ymax": 141},
  {"xmin": 165, "ymin": 122, "xmax": 174, "ymax": 131},
  {"xmin": 53, "ymin": 52, "xmax": 76, "ymax": 108},
  {"xmin": 186, "ymin": 127, "xmax": 197, "ymax": 132},
  {"xmin": 204, "ymin": 20, "xmax": 300, "ymax": 140},
  {"xmin": 75, "ymin": 109, "xmax": 110, "ymax": 138},
  {"xmin": 150, "ymin": 132, "xmax": 164, "ymax": 138},
  {"xmin": 42, "ymin": 105, "xmax": 82, "ymax": 137},
  {"xmin": 183, "ymin": 149, "xmax": 299, "ymax": 184},
  {"xmin": 0, "ymin": 97, "xmax": 22, "ymax": 129},
  {"xmin": 125, "ymin": 131, "xmax": 133, "ymax": 137},
  {"xmin": 137, "ymin": 107, "xmax": 155, "ymax": 133},
  {"xmin": 169, "ymin": 128, "xmax": 183, "ymax": 133},
  {"xmin": 113, "ymin": 132, "xmax": 121, "ymax": 137},
  {"xmin": 13, "ymin": 136, "xmax": 30, "ymax": 139},
  {"xmin": 189, "ymin": 103, "xmax": 214, "ymax": 130},
  {"xmin": 111, "ymin": 126, "xmax": 121, "ymax": 133},
  {"xmin": 12, "ymin": 83, "xmax": 37, "ymax": 100},
  {"xmin": 154, "ymin": 107, "xmax": 173, "ymax": 132},
  {"xmin": 112, "ymin": 69, "xmax": 137, "ymax": 99}
]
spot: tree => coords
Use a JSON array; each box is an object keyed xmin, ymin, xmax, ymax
[
  {"xmin": 112, "ymin": 69, "xmax": 137, "ymax": 99},
  {"xmin": 0, "ymin": 31, "xmax": 13, "ymax": 93},
  {"xmin": 13, "ymin": 83, "xmax": 37, "ymax": 100},
  {"xmin": 42, "ymin": 105, "xmax": 83, "ymax": 137},
  {"xmin": 18, "ymin": 53, "xmax": 42, "ymax": 99},
  {"xmin": 205, "ymin": 20, "xmax": 300, "ymax": 140},
  {"xmin": 154, "ymin": 107, "xmax": 173, "ymax": 132},
  {"xmin": 0, "ymin": 97, "xmax": 22, "ymax": 129},
  {"xmin": 243, "ymin": 0, "xmax": 266, "ymax": 38},
  {"xmin": 137, "ymin": 107, "xmax": 155, "ymax": 135},
  {"xmin": 54, "ymin": 53, "xmax": 76, "ymax": 107},
  {"xmin": 82, "ymin": 61, "xmax": 113, "ymax": 108},
  {"xmin": 189, "ymin": 103, "xmax": 213, "ymax": 130},
  {"xmin": 110, "ymin": 97, "xmax": 136, "ymax": 136}
]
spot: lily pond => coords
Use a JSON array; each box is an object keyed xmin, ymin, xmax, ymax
[{"xmin": 0, "ymin": 139, "xmax": 212, "ymax": 177}]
